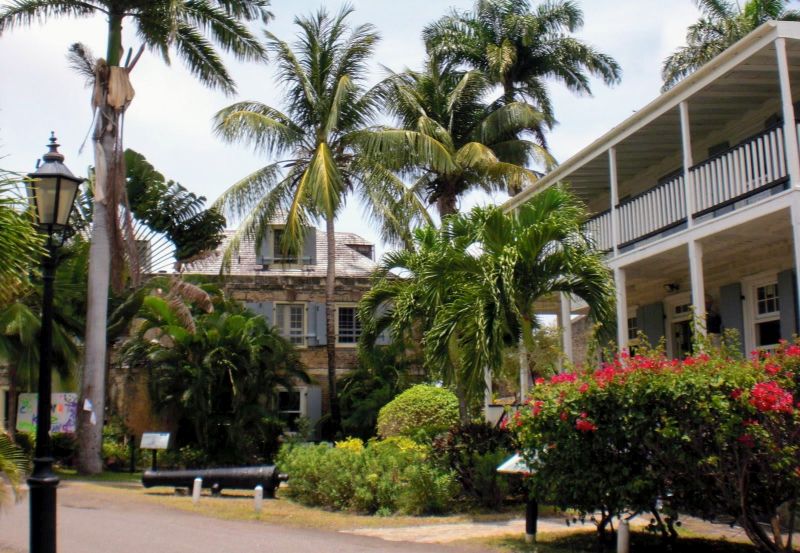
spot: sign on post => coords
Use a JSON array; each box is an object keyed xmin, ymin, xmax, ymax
[
  {"xmin": 16, "ymin": 393, "xmax": 78, "ymax": 433},
  {"xmin": 496, "ymin": 453, "xmax": 534, "ymax": 475},
  {"xmin": 140, "ymin": 432, "xmax": 170, "ymax": 450}
]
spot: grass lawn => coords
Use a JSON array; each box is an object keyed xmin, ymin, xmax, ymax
[
  {"xmin": 56, "ymin": 468, "xmax": 142, "ymax": 484},
  {"xmin": 491, "ymin": 532, "xmax": 759, "ymax": 552}
]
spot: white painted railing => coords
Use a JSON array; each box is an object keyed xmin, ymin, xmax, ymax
[
  {"xmin": 584, "ymin": 210, "xmax": 613, "ymax": 251},
  {"xmin": 582, "ymin": 123, "xmax": 792, "ymax": 253},
  {"xmin": 691, "ymin": 125, "xmax": 787, "ymax": 214},
  {"xmin": 617, "ymin": 174, "xmax": 687, "ymax": 246}
]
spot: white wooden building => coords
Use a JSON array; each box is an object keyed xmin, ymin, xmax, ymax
[{"xmin": 504, "ymin": 21, "xmax": 800, "ymax": 360}]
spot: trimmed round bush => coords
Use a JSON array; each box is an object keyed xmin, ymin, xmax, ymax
[{"xmin": 376, "ymin": 384, "xmax": 459, "ymax": 441}]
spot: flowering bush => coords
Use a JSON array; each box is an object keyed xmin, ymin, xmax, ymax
[{"xmin": 509, "ymin": 342, "xmax": 800, "ymax": 552}]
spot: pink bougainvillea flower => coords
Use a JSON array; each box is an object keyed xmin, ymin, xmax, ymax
[
  {"xmin": 764, "ymin": 363, "xmax": 781, "ymax": 375},
  {"xmin": 578, "ymin": 383, "xmax": 589, "ymax": 394},
  {"xmin": 750, "ymin": 381, "xmax": 794, "ymax": 414},
  {"xmin": 785, "ymin": 344, "xmax": 800, "ymax": 357},
  {"xmin": 551, "ymin": 373, "xmax": 577, "ymax": 384},
  {"xmin": 534, "ymin": 377, "xmax": 545, "ymax": 386}
]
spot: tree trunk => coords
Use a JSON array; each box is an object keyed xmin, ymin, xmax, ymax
[
  {"xmin": 7, "ymin": 365, "xmax": 17, "ymax": 440},
  {"xmin": 76, "ymin": 13, "xmax": 123, "ymax": 475},
  {"xmin": 436, "ymin": 193, "xmax": 457, "ymax": 218},
  {"xmin": 325, "ymin": 216, "xmax": 340, "ymax": 436}
]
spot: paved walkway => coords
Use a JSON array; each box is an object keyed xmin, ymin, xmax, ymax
[{"xmin": 0, "ymin": 482, "xmax": 491, "ymax": 553}]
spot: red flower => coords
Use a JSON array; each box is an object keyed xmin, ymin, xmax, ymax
[
  {"xmin": 764, "ymin": 363, "xmax": 781, "ymax": 375},
  {"xmin": 730, "ymin": 389, "xmax": 742, "ymax": 400},
  {"xmin": 531, "ymin": 400, "xmax": 544, "ymax": 416},
  {"xmin": 560, "ymin": 411, "xmax": 568, "ymax": 421},
  {"xmin": 578, "ymin": 383, "xmax": 589, "ymax": 394},
  {"xmin": 750, "ymin": 381, "xmax": 794, "ymax": 413},
  {"xmin": 737, "ymin": 434, "xmax": 755, "ymax": 448},
  {"xmin": 534, "ymin": 377, "xmax": 545, "ymax": 386},
  {"xmin": 785, "ymin": 345, "xmax": 800, "ymax": 357},
  {"xmin": 499, "ymin": 417, "xmax": 508, "ymax": 430},
  {"xmin": 575, "ymin": 418, "xmax": 598, "ymax": 433},
  {"xmin": 551, "ymin": 372, "xmax": 577, "ymax": 384}
]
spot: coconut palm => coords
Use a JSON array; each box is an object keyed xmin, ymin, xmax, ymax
[
  {"xmin": 0, "ymin": 432, "xmax": 28, "ymax": 507},
  {"xmin": 423, "ymin": 0, "xmax": 621, "ymax": 126},
  {"xmin": 373, "ymin": 55, "xmax": 553, "ymax": 217},
  {"xmin": 212, "ymin": 6, "xmax": 431, "ymax": 434},
  {"xmin": 0, "ymin": 0, "xmax": 269, "ymax": 473},
  {"xmin": 663, "ymin": 0, "xmax": 800, "ymax": 90},
  {"xmin": 360, "ymin": 187, "xmax": 614, "ymax": 419}
]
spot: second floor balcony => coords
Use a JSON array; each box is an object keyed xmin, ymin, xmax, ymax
[{"xmin": 505, "ymin": 21, "xmax": 800, "ymax": 259}]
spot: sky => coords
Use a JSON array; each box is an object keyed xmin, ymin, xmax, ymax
[{"xmin": 0, "ymin": 0, "xmax": 707, "ymax": 258}]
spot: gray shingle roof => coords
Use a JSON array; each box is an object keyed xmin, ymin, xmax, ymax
[{"xmin": 184, "ymin": 229, "xmax": 377, "ymax": 278}]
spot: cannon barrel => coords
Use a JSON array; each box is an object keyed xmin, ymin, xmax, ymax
[{"xmin": 142, "ymin": 465, "xmax": 283, "ymax": 496}]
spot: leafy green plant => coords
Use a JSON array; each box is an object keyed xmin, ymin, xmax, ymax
[
  {"xmin": 376, "ymin": 384, "xmax": 459, "ymax": 442},
  {"xmin": 0, "ymin": 432, "xmax": 28, "ymax": 507}
]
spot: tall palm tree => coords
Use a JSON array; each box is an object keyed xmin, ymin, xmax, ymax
[
  {"xmin": 212, "ymin": 6, "xmax": 430, "ymax": 434},
  {"xmin": 662, "ymin": 0, "xmax": 800, "ymax": 90},
  {"xmin": 423, "ymin": 0, "xmax": 621, "ymax": 126},
  {"xmin": 0, "ymin": 0, "xmax": 271, "ymax": 473},
  {"xmin": 360, "ymin": 187, "xmax": 614, "ymax": 419},
  {"xmin": 373, "ymin": 55, "xmax": 553, "ymax": 217}
]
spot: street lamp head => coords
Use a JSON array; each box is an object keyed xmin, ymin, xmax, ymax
[{"xmin": 27, "ymin": 132, "xmax": 84, "ymax": 231}]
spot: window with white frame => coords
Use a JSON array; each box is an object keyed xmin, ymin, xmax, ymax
[
  {"xmin": 276, "ymin": 303, "xmax": 305, "ymax": 346},
  {"xmin": 754, "ymin": 282, "xmax": 781, "ymax": 348},
  {"xmin": 277, "ymin": 389, "xmax": 302, "ymax": 431},
  {"xmin": 337, "ymin": 306, "xmax": 362, "ymax": 344},
  {"xmin": 627, "ymin": 317, "xmax": 638, "ymax": 341}
]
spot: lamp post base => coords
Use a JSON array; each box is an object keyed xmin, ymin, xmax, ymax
[{"xmin": 29, "ymin": 457, "xmax": 59, "ymax": 553}]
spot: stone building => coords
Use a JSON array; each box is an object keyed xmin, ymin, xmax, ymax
[{"xmin": 182, "ymin": 223, "xmax": 385, "ymax": 435}]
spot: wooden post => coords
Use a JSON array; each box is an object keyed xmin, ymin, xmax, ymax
[{"xmin": 680, "ymin": 101, "xmax": 695, "ymax": 225}]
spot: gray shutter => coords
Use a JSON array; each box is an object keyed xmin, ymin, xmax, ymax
[
  {"xmin": 308, "ymin": 302, "xmax": 327, "ymax": 346},
  {"xmin": 778, "ymin": 269, "xmax": 797, "ymax": 340},
  {"xmin": 302, "ymin": 228, "xmax": 317, "ymax": 265},
  {"xmin": 305, "ymin": 386, "xmax": 322, "ymax": 440},
  {"xmin": 636, "ymin": 302, "xmax": 665, "ymax": 347},
  {"xmin": 257, "ymin": 227, "xmax": 275, "ymax": 264},
  {"xmin": 245, "ymin": 301, "xmax": 274, "ymax": 326},
  {"xmin": 719, "ymin": 283, "xmax": 745, "ymax": 356}
]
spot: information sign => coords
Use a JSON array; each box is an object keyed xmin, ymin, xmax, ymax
[{"xmin": 140, "ymin": 432, "xmax": 170, "ymax": 450}]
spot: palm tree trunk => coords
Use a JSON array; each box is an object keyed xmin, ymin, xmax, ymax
[
  {"xmin": 76, "ymin": 12, "xmax": 123, "ymax": 475},
  {"xmin": 325, "ymin": 217, "xmax": 340, "ymax": 436},
  {"xmin": 437, "ymin": 193, "xmax": 458, "ymax": 218},
  {"xmin": 7, "ymin": 366, "xmax": 17, "ymax": 440}
]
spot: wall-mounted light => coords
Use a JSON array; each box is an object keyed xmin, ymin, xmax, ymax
[{"xmin": 664, "ymin": 283, "xmax": 680, "ymax": 293}]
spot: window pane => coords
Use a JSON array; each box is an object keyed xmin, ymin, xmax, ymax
[
  {"xmin": 757, "ymin": 319, "xmax": 781, "ymax": 347},
  {"xmin": 757, "ymin": 284, "xmax": 780, "ymax": 316},
  {"xmin": 278, "ymin": 390, "xmax": 301, "ymax": 411},
  {"xmin": 277, "ymin": 304, "xmax": 305, "ymax": 345},
  {"xmin": 338, "ymin": 307, "xmax": 361, "ymax": 343}
]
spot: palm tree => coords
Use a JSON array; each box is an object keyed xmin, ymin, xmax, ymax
[
  {"xmin": 0, "ymin": 170, "xmax": 44, "ymax": 307},
  {"xmin": 0, "ymin": 432, "xmax": 28, "ymax": 507},
  {"xmin": 423, "ymin": 0, "xmax": 621, "ymax": 126},
  {"xmin": 662, "ymin": 0, "xmax": 800, "ymax": 90},
  {"xmin": 0, "ymin": 0, "xmax": 270, "ymax": 473},
  {"xmin": 212, "ymin": 6, "xmax": 430, "ymax": 434},
  {"xmin": 360, "ymin": 187, "xmax": 614, "ymax": 419},
  {"xmin": 122, "ymin": 296, "xmax": 307, "ymax": 463},
  {"xmin": 373, "ymin": 55, "xmax": 553, "ymax": 217}
]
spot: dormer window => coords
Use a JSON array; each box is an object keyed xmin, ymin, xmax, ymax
[
  {"xmin": 273, "ymin": 229, "xmax": 298, "ymax": 263},
  {"xmin": 347, "ymin": 243, "xmax": 374, "ymax": 260}
]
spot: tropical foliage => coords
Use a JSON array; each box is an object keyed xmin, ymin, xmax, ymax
[
  {"xmin": 424, "ymin": 0, "xmax": 621, "ymax": 125},
  {"xmin": 662, "ymin": 0, "xmax": 800, "ymax": 90},
  {"xmin": 0, "ymin": 432, "xmax": 28, "ymax": 508},
  {"xmin": 213, "ymin": 6, "xmax": 430, "ymax": 433},
  {"xmin": 0, "ymin": 170, "xmax": 43, "ymax": 306},
  {"xmin": 360, "ymin": 187, "xmax": 614, "ymax": 418},
  {"xmin": 374, "ymin": 55, "xmax": 551, "ymax": 216},
  {"xmin": 0, "ymin": 0, "xmax": 271, "ymax": 473},
  {"xmin": 509, "ymin": 341, "xmax": 800, "ymax": 552},
  {"xmin": 121, "ymin": 295, "xmax": 307, "ymax": 464},
  {"xmin": 376, "ymin": 384, "xmax": 460, "ymax": 441}
]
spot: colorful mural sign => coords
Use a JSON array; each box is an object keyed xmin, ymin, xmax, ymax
[{"xmin": 16, "ymin": 393, "xmax": 78, "ymax": 434}]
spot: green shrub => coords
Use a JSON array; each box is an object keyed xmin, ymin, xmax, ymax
[
  {"xmin": 277, "ymin": 436, "xmax": 457, "ymax": 515},
  {"xmin": 157, "ymin": 445, "xmax": 208, "ymax": 470},
  {"xmin": 376, "ymin": 384, "xmax": 458, "ymax": 442},
  {"xmin": 432, "ymin": 423, "xmax": 523, "ymax": 509}
]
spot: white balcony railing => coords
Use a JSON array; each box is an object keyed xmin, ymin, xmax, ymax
[
  {"xmin": 583, "ymin": 123, "xmax": 791, "ymax": 252},
  {"xmin": 617, "ymin": 173, "xmax": 686, "ymax": 246},
  {"xmin": 691, "ymin": 124, "xmax": 787, "ymax": 214}
]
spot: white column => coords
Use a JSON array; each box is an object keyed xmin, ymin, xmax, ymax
[
  {"xmin": 0, "ymin": 388, "xmax": 5, "ymax": 432},
  {"xmin": 776, "ymin": 37, "xmax": 800, "ymax": 188},
  {"xmin": 689, "ymin": 240, "xmax": 707, "ymax": 337},
  {"xmin": 609, "ymin": 148, "xmax": 620, "ymax": 256},
  {"xmin": 679, "ymin": 101, "xmax": 696, "ymax": 225},
  {"xmin": 560, "ymin": 293, "xmax": 573, "ymax": 365},
  {"xmin": 614, "ymin": 267, "xmax": 628, "ymax": 351},
  {"xmin": 791, "ymin": 196, "xmax": 800, "ymax": 309}
]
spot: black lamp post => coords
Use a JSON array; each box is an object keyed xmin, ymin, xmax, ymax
[{"xmin": 26, "ymin": 133, "xmax": 83, "ymax": 553}]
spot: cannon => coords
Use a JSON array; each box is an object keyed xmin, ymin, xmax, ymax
[{"xmin": 142, "ymin": 465, "xmax": 285, "ymax": 497}]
